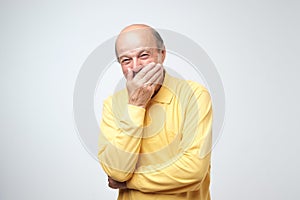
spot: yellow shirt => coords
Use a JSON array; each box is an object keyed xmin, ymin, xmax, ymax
[{"xmin": 98, "ymin": 72, "xmax": 212, "ymax": 200}]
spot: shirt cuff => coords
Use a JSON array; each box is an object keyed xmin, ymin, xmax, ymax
[
  {"xmin": 117, "ymin": 104, "xmax": 145, "ymax": 137},
  {"xmin": 127, "ymin": 104, "xmax": 146, "ymax": 127}
]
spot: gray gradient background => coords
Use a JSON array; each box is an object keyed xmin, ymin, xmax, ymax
[{"xmin": 1, "ymin": 0, "xmax": 299, "ymax": 199}]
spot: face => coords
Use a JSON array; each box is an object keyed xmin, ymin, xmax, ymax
[{"xmin": 116, "ymin": 28, "xmax": 165, "ymax": 77}]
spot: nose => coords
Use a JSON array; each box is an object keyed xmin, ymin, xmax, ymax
[{"xmin": 132, "ymin": 57, "xmax": 141, "ymax": 72}]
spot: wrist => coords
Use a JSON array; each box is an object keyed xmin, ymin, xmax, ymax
[{"xmin": 128, "ymin": 99, "xmax": 147, "ymax": 108}]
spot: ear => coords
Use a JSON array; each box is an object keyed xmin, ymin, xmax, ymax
[{"xmin": 160, "ymin": 47, "xmax": 166, "ymax": 63}]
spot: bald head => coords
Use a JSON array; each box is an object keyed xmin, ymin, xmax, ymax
[
  {"xmin": 119, "ymin": 24, "xmax": 152, "ymax": 33},
  {"xmin": 115, "ymin": 24, "xmax": 164, "ymax": 60}
]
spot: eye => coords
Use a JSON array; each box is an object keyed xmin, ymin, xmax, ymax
[
  {"xmin": 140, "ymin": 53, "xmax": 149, "ymax": 59},
  {"xmin": 121, "ymin": 58, "xmax": 130, "ymax": 65}
]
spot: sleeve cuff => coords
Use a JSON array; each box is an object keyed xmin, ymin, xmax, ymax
[{"xmin": 127, "ymin": 104, "xmax": 146, "ymax": 127}]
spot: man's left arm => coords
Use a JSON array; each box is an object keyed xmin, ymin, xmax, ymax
[{"xmin": 126, "ymin": 87, "xmax": 212, "ymax": 194}]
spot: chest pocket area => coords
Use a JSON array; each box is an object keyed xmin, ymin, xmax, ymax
[
  {"xmin": 138, "ymin": 129, "xmax": 183, "ymax": 169},
  {"xmin": 142, "ymin": 103, "xmax": 183, "ymax": 153}
]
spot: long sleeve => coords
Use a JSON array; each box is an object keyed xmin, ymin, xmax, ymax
[
  {"xmin": 126, "ymin": 88, "xmax": 212, "ymax": 194},
  {"xmin": 98, "ymin": 95, "xmax": 146, "ymax": 182}
]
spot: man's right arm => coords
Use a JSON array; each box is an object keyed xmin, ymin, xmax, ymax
[
  {"xmin": 98, "ymin": 62, "xmax": 164, "ymax": 182},
  {"xmin": 98, "ymin": 97, "xmax": 145, "ymax": 182}
]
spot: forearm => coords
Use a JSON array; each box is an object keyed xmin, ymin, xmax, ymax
[
  {"xmin": 99, "ymin": 132, "xmax": 142, "ymax": 182},
  {"xmin": 98, "ymin": 100, "xmax": 145, "ymax": 182},
  {"xmin": 126, "ymin": 150, "xmax": 211, "ymax": 194}
]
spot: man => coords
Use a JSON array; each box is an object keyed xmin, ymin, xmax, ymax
[{"xmin": 98, "ymin": 24, "xmax": 212, "ymax": 200}]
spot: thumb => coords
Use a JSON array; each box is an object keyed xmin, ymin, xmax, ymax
[{"xmin": 126, "ymin": 68, "xmax": 133, "ymax": 81}]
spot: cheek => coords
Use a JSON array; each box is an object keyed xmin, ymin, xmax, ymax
[
  {"xmin": 140, "ymin": 57, "xmax": 156, "ymax": 66},
  {"xmin": 121, "ymin": 65, "xmax": 129, "ymax": 75}
]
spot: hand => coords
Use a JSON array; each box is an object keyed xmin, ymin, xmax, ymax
[
  {"xmin": 126, "ymin": 62, "xmax": 164, "ymax": 108},
  {"xmin": 108, "ymin": 177, "xmax": 127, "ymax": 189}
]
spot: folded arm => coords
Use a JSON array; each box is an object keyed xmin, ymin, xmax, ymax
[
  {"xmin": 126, "ymin": 89, "xmax": 212, "ymax": 194},
  {"xmin": 98, "ymin": 97, "xmax": 145, "ymax": 182}
]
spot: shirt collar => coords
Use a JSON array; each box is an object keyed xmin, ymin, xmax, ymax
[{"xmin": 151, "ymin": 72, "xmax": 174, "ymax": 104}]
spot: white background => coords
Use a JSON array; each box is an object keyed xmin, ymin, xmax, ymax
[{"xmin": 1, "ymin": 0, "xmax": 299, "ymax": 199}]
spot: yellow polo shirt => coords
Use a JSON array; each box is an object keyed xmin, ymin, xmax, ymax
[{"xmin": 98, "ymin": 72, "xmax": 212, "ymax": 200}]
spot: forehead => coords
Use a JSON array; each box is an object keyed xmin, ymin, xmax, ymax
[
  {"xmin": 118, "ymin": 47, "xmax": 154, "ymax": 58},
  {"xmin": 116, "ymin": 29, "xmax": 156, "ymax": 56}
]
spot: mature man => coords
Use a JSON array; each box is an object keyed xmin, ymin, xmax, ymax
[{"xmin": 98, "ymin": 24, "xmax": 212, "ymax": 200}]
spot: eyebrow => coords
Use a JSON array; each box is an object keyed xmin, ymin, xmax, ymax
[{"xmin": 119, "ymin": 48, "xmax": 152, "ymax": 60}]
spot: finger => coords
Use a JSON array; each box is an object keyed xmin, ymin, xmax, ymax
[
  {"xmin": 135, "ymin": 62, "xmax": 156, "ymax": 79},
  {"xmin": 109, "ymin": 181, "xmax": 122, "ymax": 189},
  {"xmin": 108, "ymin": 179, "xmax": 118, "ymax": 189},
  {"xmin": 137, "ymin": 64, "xmax": 160, "ymax": 84},
  {"xmin": 133, "ymin": 65, "xmax": 143, "ymax": 76},
  {"xmin": 145, "ymin": 66, "xmax": 163, "ymax": 85},
  {"xmin": 109, "ymin": 183, "xmax": 118, "ymax": 189},
  {"xmin": 141, "ymin": 64, "xmax": 162, "ymax": 83}
]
